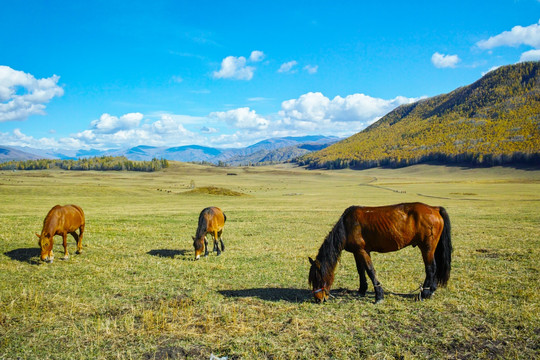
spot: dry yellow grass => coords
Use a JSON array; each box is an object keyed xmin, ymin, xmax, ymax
[{"xmin": 0, "ymin": 162, "xmax": 539, "ymax": 359}]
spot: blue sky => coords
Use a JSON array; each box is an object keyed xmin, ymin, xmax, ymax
[{"xmin": 1, "ymin": 0, "xmax": 539, "ymax": 150}]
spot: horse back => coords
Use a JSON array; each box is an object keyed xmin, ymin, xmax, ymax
[
  {"xmin": 350, "ymin": 202, "xmax": 444, "ymax": 252},
  {"xmin": 43, "ymin": 204, "xmax": 85, "ymax": 235}
]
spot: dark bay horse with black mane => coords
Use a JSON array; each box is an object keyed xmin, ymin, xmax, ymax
[
  {"xmin": 193, "ymin": 207, "xmax": 226, "ymax": 260},
  {"xmin": 35, "ymin": 204, "xmax": 85, "ymax": 263},
  {"xmin": 309, "ymin": 202, "xmax": 452, "ymax": 303}
]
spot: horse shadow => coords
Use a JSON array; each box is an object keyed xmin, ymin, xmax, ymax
[
  {"xmin": 147, "ymin": 249, "xmax": 189, "ymax": 259},
  {"xmin": 219, "ymin": 287, "xmax": 419, "ymax": 303},
  {"xmin": 330, "ymin": 287, "xmax": 420, "ymax": 301},
  {"xmin": 4, "ymin": 248, "xmax": 41, "ymax": 265},
  {"xmin": 219, "ymin": 288, "xmax": 311, "ymax": 303}
]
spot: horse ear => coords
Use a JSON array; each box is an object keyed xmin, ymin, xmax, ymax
[
  {"xmin": 192, "ymin": 236, "xmax": 195, "ymax": 240},
  {"xmin": 35, "ymin": 233, "xmax": 40, "ymax": 239},
  {"xmin": 308, "ymin": 257, "xmax": 315, "ymax": 265}
]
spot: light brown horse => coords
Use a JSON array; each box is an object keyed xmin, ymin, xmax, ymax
[
  {"xmin": 309, "ymin": 203, "xmax": 452, "ymax": 303},
  {"xmin": 35, "ymin": 204, "xmax": 85, "ymax": 263},
  {"xmin": 193, "ymin": 206, "xmax": 226, "ymax": 260}
]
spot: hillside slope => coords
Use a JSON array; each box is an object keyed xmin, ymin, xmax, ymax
[
  {"xmin": 297, "ymin": 62, "xmax": 540, "ymax": 169},
  {"xmin": 0, "ymin": 146, "xmax": 42, "ymax": 162}
]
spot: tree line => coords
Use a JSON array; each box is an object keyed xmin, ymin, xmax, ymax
[{"xmin": 0, "ymin": 156, "xmax": 169, "ymax": 172}]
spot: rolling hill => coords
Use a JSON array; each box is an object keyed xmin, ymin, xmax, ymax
[{"xmin": 297, "ymin": 62, "xmax": 540, "ymax": 169}]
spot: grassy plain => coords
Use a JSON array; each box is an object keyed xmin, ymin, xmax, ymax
[{"xmin": 0, "ymin": 162, "xmax": 538, "ymax": 359}]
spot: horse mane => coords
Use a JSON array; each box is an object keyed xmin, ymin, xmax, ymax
[
  {"xmin": 195, "ymin": 207, "xmax": 210, "ymax": 240},
  {"xmin": 310, "ymin": 206, "xmax": 356, "ymax": 288},
  {"xmin": 41, "ymin": 205, "xmax": 62, "ymax": 236}
]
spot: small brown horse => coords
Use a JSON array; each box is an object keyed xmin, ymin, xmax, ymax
[
  {"xmin": 193, "ymin": 206, "xmax": 226, "ymax": 260},
  {"xmin": 35, "ymin": 204, "xmax": 85, "ymax": 263},
  {"xmin": 309, "ymin": 203, "xmax": 452, "ymax": 303}
]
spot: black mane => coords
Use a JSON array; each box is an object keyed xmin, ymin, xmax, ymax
[
  {"xmin": 310, "ymin": 206, "xmax": 356, "ymax": 286},
  {"xmin": 195, "ymin": 207, "xmax": 211, "ymax": 240}
]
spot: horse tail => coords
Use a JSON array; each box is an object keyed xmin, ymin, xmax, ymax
[
  {"xmin": 435, "ymin": 206, "xmax": 452, "ymax": 287},
  {"xmin": 223, "ymin": 212, "xmax": 227, "ymax": 223}
]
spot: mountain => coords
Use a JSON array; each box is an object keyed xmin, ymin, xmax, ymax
[
  {"xmin": 297, "ymin": 62, "xmax": 540, "ymax": 169},
  {"xmin": 213, "ymin": 135, "xmax": 339, "ymax": 165},
  {"xmin": 0, "ymin": 135, "xmax": 339, "ymax": 165},
  {"xmin": 164, "ymin": 145, "xmax": 223, "ymax": 162},
  {"xmin": 9, "ymin": 146, "xmax": 106, "ymax": 160},
  {"xmin": 0, "ymin": 146, "xmax": 42, "ymax": 162}
]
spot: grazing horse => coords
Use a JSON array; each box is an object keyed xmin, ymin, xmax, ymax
[
  {"xmin": 309, "ymin": 202, "xmax": 452, "ymax": 303},
  {"xmin": 193, "ymin": 207, "xmax": 226, "ymax": 260},
  {"xmin": 35, "ymin": 204, "xmax": 85, "ymax": 263}
]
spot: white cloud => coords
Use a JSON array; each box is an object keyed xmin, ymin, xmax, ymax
[
  {"xmin": 151, "ymin": 114, "xmax": 193, "ymax": 136},
  {"xmin": 213, "ymin": 51, "xmax": 265, "ymax": 80},
  {"xmin": 0, "ymin": 66, "xmax": 64, "ymax": 122},
  {"xmin": 249, "ymin": 50, "xmax": 265, "ymax": 62},
  {"xmin": 90, "ymin": 112, "xmax": 143, "ymax": 134},
  {"xmin": 213, "ymin": 56, "xmax": 254, "ymax": 80},
  {"xmin": 69, "ymin": 113, "xmax": 198, "ymax": 149},
  {"xmin": 303, "ymin": 65, "xmax": 318, "ymax": 74},
  {"xmin": 431, "ymin": 52, "xmax": 461, "ymax": 68},
  {"xmin": 279, "ymin": 92, "xmax": 419, "ymax": 133},
  {"xmin": 210, "ymin": 107, "xmax": 269, "ymax": 131},
  {"xmin": 280, "ymin": 92, "xmax": 330, "ymax": 123},
  {"xmin": 278, "ymin": 61, "xmax": 298, "ymax": 73},
  {"xmin": 477, "ymin": 20, "xmax": 540, "ymax": 49},
  {"xmin": 519, "ymin": 49, "xmax": 540, "ymax": 62}
]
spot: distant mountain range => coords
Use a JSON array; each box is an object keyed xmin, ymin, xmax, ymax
[
  {"xmin": 0, "ymin": 135, "xmax": 340, "ymax": 165},
  {"xmin": 298, "ymin": 62, "xmax": 540, "ymax": 169}
]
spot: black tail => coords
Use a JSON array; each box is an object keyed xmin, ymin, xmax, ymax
[{"xmin": 435, "ymin": 207, "xmax": 452, "ymax": 287}]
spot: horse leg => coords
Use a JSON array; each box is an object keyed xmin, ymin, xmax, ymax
[
  {"xmin": 353, "ymin": 252, "xmax": 368, "ymax": 296},
  {"xmin": 420, "ymin": 246, "xmax": 437, "ymax": 299},
  {"xmin": 61, "ymin": 233, "xmax": 69, "ymax": 260},
  {"xmin": 76, "ymin": 224, "xmax": 84, "ymax": 254},
  {"xmin": 213, "ymin": 231, "xmax": 221, "ymax": 256},
  {"xmin": 70, "ymin": 231, "xmax": 79, "ymax": 254},
  {"xmin": 218, "ymin": 230, "xmax": 225, "ymax": 252},
  {"xmin": 204, "ymin": 236, "xmax": 209, "ymax": 257},
  {"xmin": 358, "ymin": 250, "xmax": 384, "ymax": 303}
]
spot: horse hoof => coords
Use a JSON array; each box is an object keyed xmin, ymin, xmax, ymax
[
  {"xmin": 61, "ymin": 256, "xmax": 69, "ymax": 260},
  {"xmin": 75, "ymin": 250, "xmax": 81, "ymax": 254},
  {"xmin": 374, "ymin": 299, "xmax": 384, "ymax": 304}
]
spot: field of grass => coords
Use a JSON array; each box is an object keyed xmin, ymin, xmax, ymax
[{"xmin": 0, "ymin": 162, "xmax": 539, "ymax": 359}]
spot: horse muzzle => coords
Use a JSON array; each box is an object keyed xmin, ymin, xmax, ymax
[{"xmin": 312, "ymin": 287, "xmax": 328, "ymax": 303}]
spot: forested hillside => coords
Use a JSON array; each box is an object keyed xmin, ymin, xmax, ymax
[{"xmin": 297, "ymin": 62, "xmax": 540, "ymax": 169}]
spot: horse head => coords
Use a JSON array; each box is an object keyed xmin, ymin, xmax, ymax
[
  {"xmin": 308, "ymin": 257, "xmax": 329, "ymax": 303},
  {"xmin": 36, "ymin": 233, "xmax": 54, "ymax": 263},
  {"xmin": 193, "ymin": 236, "xmax": 205, "ymax": 260}
]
